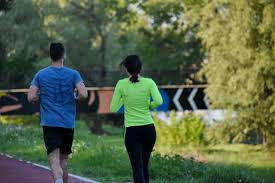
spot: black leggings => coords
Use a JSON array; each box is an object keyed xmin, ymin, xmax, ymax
[{"xmin": 125, "ymin": 124, "xmax": 156, "ymax": 183}]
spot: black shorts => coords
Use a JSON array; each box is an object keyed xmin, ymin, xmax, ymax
[{"xmin": 43, "ymin": 126, "xmax": 74, "ymax": 155}]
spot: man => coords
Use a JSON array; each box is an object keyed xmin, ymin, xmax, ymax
[{"xmin": 28, "ymin": 42, "xmax": 88, "ymax": 183}]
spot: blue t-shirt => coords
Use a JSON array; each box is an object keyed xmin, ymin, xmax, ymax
[{"xmin": 31, "ymin": 66, "xmax": 83, "ymax": 129}]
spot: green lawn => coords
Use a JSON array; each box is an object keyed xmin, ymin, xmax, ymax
[{"xmin": 0, "ymin": 116, "xmax": 274, "ymax": 183}]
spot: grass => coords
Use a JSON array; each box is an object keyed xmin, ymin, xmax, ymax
[{"xmin": 0, "ymin": 115, "xmax": 275, "ymax": 183}]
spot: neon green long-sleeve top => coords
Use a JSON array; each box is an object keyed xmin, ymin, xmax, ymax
[{"xmin": 110, "ymin": 77, "xmax": 163, "ymax": 127}]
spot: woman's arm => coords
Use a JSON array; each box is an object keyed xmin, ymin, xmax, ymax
[
  {"xmin": 149, "ymin": 80, "xmax": 163, "ymax": 109},
  {"xmin": 110, "ymin": 81, "xmax": 124, "ymax": 112}
]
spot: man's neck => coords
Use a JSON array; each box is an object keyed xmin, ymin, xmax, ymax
[{"xmin": 51, "ymin": 60, "xmax": 63, "ymax": 67}]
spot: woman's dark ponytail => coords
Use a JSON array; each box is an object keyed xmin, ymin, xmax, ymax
[
  {"xmin": 120, "ymin": 55, "xmax": 142, "ymax": 83},
  {"xmin": 130, "ymin": 73, "xmax": 139, "ymax": 83}
]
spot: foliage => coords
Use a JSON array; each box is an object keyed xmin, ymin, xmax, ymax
[
  {"xmin": 151, "ymin": 154, "xmax": 264, "ymax": 183},
  {"xmin": 0, "ymin": 115, "xmax": 39, "ymax": 125},
  {"xmin": 135, "ymin": 0, "xmax": 205, "ymax": 74},
  {"xmin": 0, "ymin": 0, "xmax": 49, "ymax": 88},
  {"xmin": 150, "ymin": 154, "xmax": 206, "ymax": 181},
  {"xmin": 0, "ymin": 0, "xmax": 205, "ymax": 88},
  {"xmin": 154, "ymin": 111, "xmax": 206, "ymax": 148},
  {"xmin": 0, "ymin": 0, "xmax": 13, "ymax": 12},
  {"xmin": 206, "ymin": 118, "xmax": 264, "ymax": 145},
  {"xmin": 186, "ymin": 0, "xmax": 275, "ymax": 146},
  {"xmin": 33, "ymin": 0, "xmax": 139, "ymax": 85}
]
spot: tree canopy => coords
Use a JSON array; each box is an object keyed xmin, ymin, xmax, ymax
[
  {"xmin": 187, "ymin": 0, "xmax": 275, "ymax": 145},
  {"xmin": 0, "ymin": 0, "xmax": 204, "ymax": 87},
  {"xmin": 0, "ymin": 0, "xmax": 49, "ymax": 88}
]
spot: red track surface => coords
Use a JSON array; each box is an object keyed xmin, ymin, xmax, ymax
[{"xmin": 0, "ymin": 155, "xmax": 93, "ymax": 183}]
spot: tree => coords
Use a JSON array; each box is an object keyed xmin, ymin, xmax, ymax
[
  {"xmin": 0, "ymin": 0, "xmax": 49, "ymax": 88},
  {"xmin": 34, "ymin": 0, "xmax": 139, "ymax": 86},
  {"xmin": 0, "ymin": 0, "xmax": 13, "ymax": 84},
  {"xmin": 130, "ymin": 0, "xmax": 205, "ymax": 84},
  {"xmin": 187, "ymin": 0, "xmax": 275, "ymax": 145},
  {"xmin": 0, "ymin": 0, "xmax": 13, "ymax": 12},
  {"xmin": 34, "ymin": 0, "xmax": 205, "ymax": 86}
]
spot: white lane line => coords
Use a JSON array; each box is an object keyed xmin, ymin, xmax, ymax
[{"xmin": 0, "ymin": 153, "xmax": 100, "ymax": 183}]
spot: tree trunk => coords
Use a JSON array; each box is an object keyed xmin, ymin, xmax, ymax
[
  {"xmin": 99, "ymin": 35, "xmax": 107, "ymax": 86},
  {"xmin": 89, "ymin": 114, "xmax": 110, "ymax": 135},
  {"xmin": 0, "ymin": 42, "xmax": 6, "ymax": 85}
]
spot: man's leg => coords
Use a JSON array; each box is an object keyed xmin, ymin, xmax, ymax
[
  {"xmin": 48, "ymin": 148, "xmax": 63, "ymax": 183},
  {"xmin": 60, "ymin": 153, "xmax": 69, "ymax": 183},
  {"xmin": 60, "ymin": 127, "xmax": 74, "ymax": 183},
  {"xmin": 43, "ymin": 126, "xmax": 63, "ymax": 183}
]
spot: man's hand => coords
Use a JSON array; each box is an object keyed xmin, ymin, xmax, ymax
[
  {"xmin": 75, "ymin": 82, "xmax": 88, "ymax": 100},
  {"xmin": 27, "ymin": 85, "xmax": 39, "ymax": 102}
]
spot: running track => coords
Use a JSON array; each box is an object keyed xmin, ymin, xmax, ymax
[{"xmin": 0, "ymin": 154, "xmax": 99, "ymax": 183}]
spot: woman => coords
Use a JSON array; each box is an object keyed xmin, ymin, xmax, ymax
[{"xmin": 110, "ymin": 55, "xmax": 163, "ymax": 183}]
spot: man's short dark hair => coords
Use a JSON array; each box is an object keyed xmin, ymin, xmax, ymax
[{"xmin": 49, "ymin": 42, "xmax": 65, "ymax": 61}]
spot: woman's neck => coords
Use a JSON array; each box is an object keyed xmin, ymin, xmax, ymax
[{"xmin": 129, "ymin": 74, "xmax": 141, "ymax": 77}]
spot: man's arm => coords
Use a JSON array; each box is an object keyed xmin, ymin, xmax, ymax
[
  {"xmin": 27, "ymin": 85, "xmax": 39, "ymax": 102},
  {"xmin": 75, "ymin": 82, "xmax": 88, "ymax": 100}
]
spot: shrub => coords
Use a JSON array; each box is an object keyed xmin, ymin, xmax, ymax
[
  {"xmin": 150, "ymin": 154, "xmax": 206, "ymax": 181},
  {"xmin": 154, "ymin": 111, "xmax": 206, "ymax": 148},
  {"xmin": 150, "ymin": 154, "xmax": 261, "ymax": 183},
  {"xmin": 0, "ymin": 115, "xmax": 39, "ymax": 126},
  {"xmin": 206, "ymin": 118, "xmax": 264, "ymax": 145}
]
